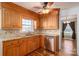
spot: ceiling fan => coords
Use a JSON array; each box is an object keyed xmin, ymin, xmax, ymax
[{"xmin": 33, "ymin": 2, "xmax": 54, "ymax": 14}]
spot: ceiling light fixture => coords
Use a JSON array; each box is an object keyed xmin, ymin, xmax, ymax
[
  {"xmin": 38, "ymin": 2, "xmax": 54, "ymax": 14},
  {"xmin": 42, "ymin": 2, "xmax": 53, "ymax": 14},
  {"xmin": 42, "ymin": 9, "xmax": 50, "ymax": 14}
]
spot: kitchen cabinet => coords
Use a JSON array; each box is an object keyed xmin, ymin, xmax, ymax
[
  {"xmin": 28, "ymin": 37, "xmax": 34, "ymax": 53},
  {"xmin": 54, "ymin": 36, "xmax": 59, "ymax": 53},
  {"xmin": 3, "ymin": 45, "xmax": 13, "ymax": 56},
  {"xmin": 2, "ymin": 8, "xmax": 22, "ymax": 29},
  {"xmin": 0, "ymin": 2, "xmax": 41, "ymax": 30},
  {"xmin": 19, "ymin": 38, "xmax": 29, "ymax": 56},
  {"xmin": 33, "ymin": 19, "xmax": 40, "ymax": 30},
  {"xmin": 12, "ymin": 44, "xmax": 19, "ymax": 56},
  {"xmin": 40, "ymin": 9, "xmax": 60, "ymax": 29},
  {"xmin": 40, "ymin": 35, "xmax": 46, "ymax": 48},
  {"xmin": 3, "ymin": 35, "xmax": 40, "ymax": 56},
  {"xmin": 27, "ymin": 36, "xmax": 40, "ymax": 53},
  {"xmin": 3, "ymin": 35, "xmax": 59, "ymax": 56},
  {"xmin": 33, "ymin": 36, "xmax": 40, "ymax": 49},
  {"xmin": 3, "ymin": 40, "xmax": 19, "ymax": 56},
  {"xmin": 41, "ymin": 14, "xmax": 49, "ymax": 29}
]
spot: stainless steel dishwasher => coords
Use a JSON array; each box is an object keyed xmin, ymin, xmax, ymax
[{"xmin": 44, "ymin": 36, "xmax": 54, "ymax": 52}]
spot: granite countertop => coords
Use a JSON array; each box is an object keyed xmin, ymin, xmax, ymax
[
  {"xmin": 0, "ymin": 33, "xmax": 59, "ymax": 41},
  {"xmin": 0, "ymin": 34, "xmax": 40, "ymax": 41}
]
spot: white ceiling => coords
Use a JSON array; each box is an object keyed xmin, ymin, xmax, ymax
[{"xmin": 14, "ymin": 2, "xmax": 79, "ymax": 14}]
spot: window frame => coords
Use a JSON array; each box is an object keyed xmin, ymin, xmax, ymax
[{"xmin": 22, "ymin": 18, "xmax": 34, "ymax": 32}]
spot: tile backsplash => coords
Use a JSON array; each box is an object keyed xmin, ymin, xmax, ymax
[
  {"xmin": 40, "ymin": 29, "xmax": 59, "ymax": 35},
  {"xmin": 0, "ymin": 29, "xmax": 59, "ymax": 36}
]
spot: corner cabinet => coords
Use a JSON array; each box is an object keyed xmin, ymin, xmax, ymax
[
  {"xmin": 2, "ymin": 8, "xmax": 22, "ymax": 29},
  {"xmin": 40, "ymin": 8, "xmax": 60, "ymax": 29}
]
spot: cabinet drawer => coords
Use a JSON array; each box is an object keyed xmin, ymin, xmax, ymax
[
  {"xmin": 3, "ymin": 41, "xmax": 12, "ymax": 47},
  {"xmin": 3, "ymin": 40, "xmax": 19, "ymax": 47},
  {"xmin": 11, "ymin": 40, "xmax": 19, "ymax": 45}
]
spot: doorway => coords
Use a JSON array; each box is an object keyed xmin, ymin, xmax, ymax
[{"xmin": 61, "ymin": 20, "xmax": 77, "ymax": 55}]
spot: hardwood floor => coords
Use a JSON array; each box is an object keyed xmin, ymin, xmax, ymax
[
  {"xmin": 26, "ymin": 48, "xmax": 55, "ymax": 56},
  {"xmin": 26, "ymin": 39, "xmax": 77, "ymax": 56},
  {"xmin": 61, "ymin": 39, "xmax": 77, "ymax": 56}
]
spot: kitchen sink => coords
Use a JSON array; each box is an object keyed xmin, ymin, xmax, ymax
[{"xmin": 25, "ymin": 33, "xmax": 34, "ymax": 36}]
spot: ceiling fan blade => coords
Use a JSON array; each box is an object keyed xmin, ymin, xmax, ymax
[
  {"xmin": 47, "ymin": 2, "xmax": 54, "ymax": 6},
  {"xmin": 33, "ymin": 2, "xmax": 54, "ymax": 14}
]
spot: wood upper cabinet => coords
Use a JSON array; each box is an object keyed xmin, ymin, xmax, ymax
[
  {"xmin": 33, "ymin": 19, "xmax": 40, "ymax": 30},
  {"xmin": 40, "ymin": 8, "xmax": 60, "ymax": 29},
  {"xmin": 2, "ymin": 8, "xmax": 22, "ymax": 29}
]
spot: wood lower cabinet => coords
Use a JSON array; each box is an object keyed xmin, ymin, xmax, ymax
[
  {"xmin": 12, "ymin": 45, "xmax": 19, "ymax": 56},
  {"xmin": 3, "ymin": 35, "xmax": 59, "ymax": 56},
  {"xmin": 3, "ymin": 40, "xmax": 19, "ymax": 56},
  {"xmin": 3, "ymin": 45, "xmax": 13, "ymax": 56},
  {"xmin": 27, "ymin": 36, "xmax": 40, "ymax": 53},
  {"xmin": 3, "ymin": 35, "xmax": 40, "ymax": 56},
  {"xmin": 54, "ymin": 36, "xmax": 59, "ymax": 52},
  {"xmin": 33, "ymin": 36, "xmax": 40, "ymax": 49},
  {"xmin": 19, "ymin": 38, "xmax": 29, "ymax": 56},
  {"xmin": 28, "ymin": 37, "xmax": 34, "ymax": 53},
  {"xmin": 40, "ymin": 35, "xmax": 45, "ymax": 48}
]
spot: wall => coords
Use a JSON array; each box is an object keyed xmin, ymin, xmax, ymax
[
  {"xmin": 59, "ymin": 6, "xmax": 79, "ymax": 55},
  {"xmin": 0, "ymin": 9, "xmax": 1, "ymax": 29},
  {"xmin": 0, "ymin": 3, "xmax": 1, "ymax": 29}
]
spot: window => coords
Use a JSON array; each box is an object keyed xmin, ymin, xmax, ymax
[
  {"xmin": 64, "ymin": 24, "xmax": 73, "ymax": 38},
  {"xmin": 22, "ymin": 19, "xmax": 34, "ymax": 32}
]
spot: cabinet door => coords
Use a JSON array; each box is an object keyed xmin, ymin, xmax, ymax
[
  {"xmin": 54, "ymin": 36, "xmax": 59, "ymax": 52},
  {"xmin": 32, "ymin": 36, "xmax": 37, "ymax": 50},
  {"xmin": 28, "ymin": 37, "xmax": 34, "ymax": 53},
  {"xmin": 4, "ymin": 44, "xmax": 19, "ymax": 56},
  {"xmin": 34, "ymin": 19, "xmax": 40, "ymax": 29},
  {"xmin": 34, "ymin": 36, "xmax": 40, "ymax": 49},
  {"xmin": 32, "ymin": 36, "xmax": 40, "ymax": 50},
  {"xmin": 3, "ymin": 41, "xmax": 12, "ymax": 56},
  {"xmin": 3, "ymin": 40, "xmax": 20, "ymax": 56},
  {"xmin": 35, "ymin": 36, "xmax": 39, "ymax": 49},
  {"xmin": 40, "ymin": 35, "xmax": 45, "ymax": 48},
  {"xmin": 19, "ymin": 39, "xmax": 29, "ymax": 56},
  {"xmin": 3, "ymin": 45, "xmax": 13, "ymax": 56},
  {"xmin": 2, "ymin": 8, "xmax": 11, "ymax": 29},
  {"xmin": 10, "ymin": 40, "xmax": 19, "ymax": 56},
  {"xmin": 27, "ymin": 36, "xmax": 40, "ymax": 53},
  {"xmin": 50, "ymin": 9, "xmax": 59, "ymax": 29},
  {"xmin": 12, "ymin": 12, "xmax": 22, "ymax": 29},
  {"xmin": 40, "ymin": 9, "xmax": 59, "ymax": 29},
  {"xmin": 2, "ymin": 8, "xmax": 22, "ymax": 29},
  {"xmin": 11, "ymin": 45, "xmax": 19, "ymax": 56}
]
